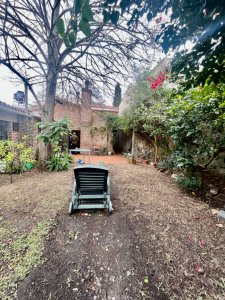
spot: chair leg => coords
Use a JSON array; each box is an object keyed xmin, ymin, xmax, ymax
[
  {"xmin": 69, "ymin": 202, "xmax": 74, "ymax": 215},
  {"xmin": 107, "ymin": 195, "xmax": 113, "ymax": 214}
]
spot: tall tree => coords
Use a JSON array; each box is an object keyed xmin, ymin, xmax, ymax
[
  {"xmin": 113, "ymin": 83, "xmax": 122, "ymax": 107},
  {"xmin": 0, "ymin": 0, "xmax": 159, "ymax": 160}
]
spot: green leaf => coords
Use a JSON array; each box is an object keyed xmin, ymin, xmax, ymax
[
  {"xmin": 103, "ymin": 9, "xmax": 110, "ymax": 23},
  {"xmin": 70, "ymin": 19, "xmax": 77, "ymax": 32},
  {"xmin": 143, "ymin": 276, "xmax": 149, "ymax": 284},
  {"xmin": 120, "ymin": 0, "xmax": 127, "ymax": 14},
  {"xmin": 82, "ymin": 1, "xmax": 93, "ymax": 22},
  {"xmin": 68, "ymin": 31, "xmax": 76, "ymax": 48},
  {"xmin": 74, "ymin": 0, "xmax": 83, "ymax": 15},
  {"xmin": 79, "ymin": 19, "xmax": 91, "ymax": 36},
  {"xmin": 62, "ymin": 34, "xmax": 71, "ymax": 48},
  {"xmin": 110, "ymin": 11, "xmax": 120, "ymax": 26},
  {"xmin": 55, "ymin": 18, "xmax": 65, "ymax": 35},
  {"xmin": 147, "ymin": 11, "xmax": 153, "ymax": 21}
]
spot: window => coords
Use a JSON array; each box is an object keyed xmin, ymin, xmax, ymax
[
  {"xmin": 12, "ymin": 122, "xmax": 19, "ymax": 132},
  {"xmin": 0, "ymin": 121, "xmax": 8, "ymax": 140}
]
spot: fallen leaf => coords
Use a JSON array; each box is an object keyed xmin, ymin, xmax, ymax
[
  {"xmin": 195, "ymin": 265, "xmax": 204, "ymax": 274},
  {"xmin": 143, "ymin": 276, "xmax": 149, "ymax": 284},
  {"xmin": 199, "ymin": 240, "xmax": 206, "ymax": 247},
  {"xmin": 187, "ymin": 235, "xmax": 192, "ymax": 241}
]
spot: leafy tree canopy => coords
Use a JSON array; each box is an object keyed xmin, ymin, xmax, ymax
[{"xmin": 96, "ymin": 0, "xmax": 225, "ymax": 86}]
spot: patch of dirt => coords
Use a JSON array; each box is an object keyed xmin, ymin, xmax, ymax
[{"xmin": 1, "ymin": 161, "xmax": 225, "ymax": 299}]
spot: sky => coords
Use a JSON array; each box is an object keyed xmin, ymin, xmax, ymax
[
  {"xmin": 0, "ymin": 66, "xmax": 24, "ymax": 105},
  {"xmin": 0, "ymin": 64, "xmax": 134, "ymax": 107}
]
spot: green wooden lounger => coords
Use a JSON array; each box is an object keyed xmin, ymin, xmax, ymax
[{"xmin": 69, "ymin": 165, "xmax": 112, "ymax": 214}]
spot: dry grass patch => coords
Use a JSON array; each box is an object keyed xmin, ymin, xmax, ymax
[{"xmin": 0, "ymin": 169, "xmax": 72, "ymax": 299}]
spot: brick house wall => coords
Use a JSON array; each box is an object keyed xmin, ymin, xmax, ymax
[
  {"xmin": 0, "ymin": 101, "xmax": 40, "ymax": 152},
  {"xmin": 54, "ymin": 89, "xmax": 118, "ymax": 151},
  {"xmin": 91, "ymin": 110, "xmax": 108, "ymax": 149},
  {"xmin": 54, "ymin": 102, "xmax": 81, "ymax": 130}
]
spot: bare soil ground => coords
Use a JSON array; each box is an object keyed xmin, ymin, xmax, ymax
[{"xmin": 1, "ymin": 159, "xmax": 225, "ymax": 299}]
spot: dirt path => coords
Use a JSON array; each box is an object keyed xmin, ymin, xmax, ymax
[
  {"xmin": 17, "ymin": 164, "xmax": 168, "ymax": 300},
  {"xmin": 2, "ymin": 162, "xmax": 225, "ymax": 299}
]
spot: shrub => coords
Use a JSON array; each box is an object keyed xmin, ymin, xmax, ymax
[
  {"xmin": 46, "ymin": 153, "xmax": 72, "ymax": 171},
  {"xmin": 157, "ymin": 156, "xmax": 176, "ymax": 171},
  {"xmin": 0, "ymin": 139, "xmax": 35, "ymax": 182},
  {"xmin": 175, "ymin": 174, "xmax": 202, "ymax": 191},
  {"xmin": 37, "ymin": 117, "xmax": 72, "ymax": 171}
]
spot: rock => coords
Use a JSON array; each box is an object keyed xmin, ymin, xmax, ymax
[
  {"xmin": 210, "ymin": 187, "xmax": 219, "ymax": 196},
  {"xmin": 217, "ymin": 210, "xmax": 225, "ymax": 221},
  {"xmin": 171, "ymin": 174, "xmax": 178, "ymax": 180},
  {"xmin": 164, "ymin": 170, "xmax": 170, "ymax": 175},
  {"xmin": 205, "ymin": 191, "xmax": 211, "ymax": 198},
  {"xmin": 216, "ymin": 223, "xmax": 224, "ymax": 228},
  {"xmin": 211, "ymin": 208, "xmax": 219, "ymax": 215}
]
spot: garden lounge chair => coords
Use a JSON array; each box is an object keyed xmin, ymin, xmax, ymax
[{"xmin": 69, "ymin": 165, "xmax": 112, "ymax": 214}]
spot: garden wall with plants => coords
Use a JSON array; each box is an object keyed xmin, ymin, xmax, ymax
[{"xmin": 115, "ymin": 65, "xmax": 225, "ymax": 192}]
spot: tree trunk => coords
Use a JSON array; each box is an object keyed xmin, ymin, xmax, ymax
[
  {"xmin": 38, "ymin": 40, "xmax": 59, "ymax": 165},
  {"xmin": 38, "ymin": 73, "xmax": 58, "ymax": 165},
  {"xmin": 38, "ymin": 0, "xmax": 60, "ymax": 165}
]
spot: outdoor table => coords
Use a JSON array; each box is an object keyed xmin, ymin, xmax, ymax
[{"xmin": 70, "ymin": 148, "xmax": 91, "ymax": 164}]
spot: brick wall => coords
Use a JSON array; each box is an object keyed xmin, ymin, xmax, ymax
[
  {"xmin": 53, "ymin": 90, "xmax": 118, "ymax": 151},
  {"xmin": 19, "ymin": 118, "xmax": 39, "ymax": 148},
  {"xmin": 91, "ymin": 110, "xmax": 108, "ymax": 149},
  {"xmin": 54, "ymin": 102, "xmax": 81, "ymax": 130}
]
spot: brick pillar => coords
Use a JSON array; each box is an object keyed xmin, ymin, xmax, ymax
[{"xmin": 80, "ymin": 88, "xmax": 92, "ymax": 148}]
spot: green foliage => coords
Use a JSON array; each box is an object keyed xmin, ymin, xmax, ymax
[
  {"xmin": 0, "ymin": 139, "xmax": 35, "ymax": 180},
  {"xmin": 157, "ymin": 156, "xmax": 176, "ymax": 171},
  {"xmin": 37, "ymin": 117, "xmax": 72, "ymax": 171},
  {"xmin": 46, "ymin": 153, "xmax": 72, "ymax": 172},
  {"xmin": 100, "ymin": 0, "xmax": 225, "ymax": 85},
  {"xmin": 79, "ymin": 19, "xmax": 91, "ymax": 36},
  {"xmin": 176, "ymin": 174, "xmax": 202, "ymax": 191},
  {"xmin": 57, "ymin": 0, "xmax": 94, "ymax": 48},
  {"xmin": 128, "ymin": 66, "xmax": 171, "ymax": 109},
  {"xmin": 55, "ymin": 18, "xmax": 65, "ymax": 35},
  {"xmin": 167, "ymin": 82, "xmax": 225, "ymax": 171},
  {"xmin": 37, "ymin": 117, "xmax": 70, "ymax": 148},
  {"xmin": 90, "ymin": 126, "xmax": 107, "ymax": 136},
  {"xmin": 113, "ymin": 83, "xmax": 122, "ymax": 107},
  {"xmin": 105, "ymin": 114, "xmax": 121, "ymax": 131}
]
